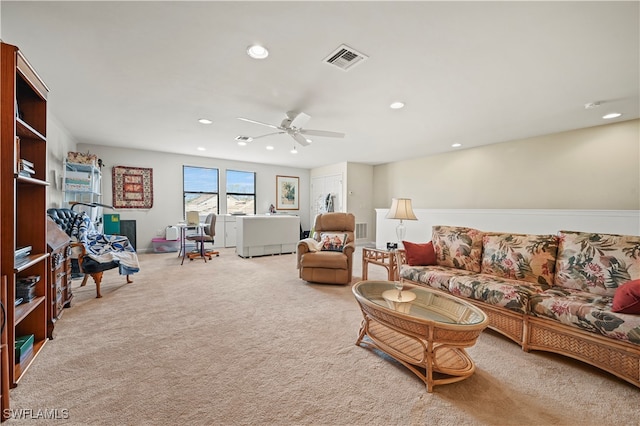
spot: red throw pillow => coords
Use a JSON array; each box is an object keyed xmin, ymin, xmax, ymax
[
  {"xmin": 612, "ymin": 279, "xmax": 640, "ymax": 314},
  {"xmin": 402, "ymin": 241, "xmax": 436, "ymax": 266}
]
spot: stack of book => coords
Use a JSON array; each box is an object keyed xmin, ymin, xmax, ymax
[
  {"xmin": 15, "ymin": 334, "xmax": 34, "ymax": 365},
  {"xmin": 16, "ymin": 275, "xmax": 39, "ymax": 304},
  {"xmin": 14, "ymin": 245, "xmax": 32, "ymax": 270},
  {"xmin": 18, "ymin": 158, "xmax": 35, "ymax": 177}
]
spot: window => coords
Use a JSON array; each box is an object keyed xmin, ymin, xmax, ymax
[
  {"xmin": 183, "ymin": 166, "xmax": 218, "ymax": 218},
  {"xmin": 226, "ymin": 169, "xmax": 256, "ymax": 215}
]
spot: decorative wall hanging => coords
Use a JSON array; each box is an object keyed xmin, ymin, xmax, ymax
[
  {"xmin": 276, "ymin": 175, "xmax": 299, "ymax": 210},
  {"xmin": 112, "ymin": 166, "xmax": 153, "ymax": 209}
]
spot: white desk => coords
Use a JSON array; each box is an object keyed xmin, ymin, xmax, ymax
[
  {"xmin": 235, "ymin": 215, "xmax": 300, "ymax": 258},
  {"xmin": 178, "ymin": 224, "xmax": 206, "ymax": 264}
]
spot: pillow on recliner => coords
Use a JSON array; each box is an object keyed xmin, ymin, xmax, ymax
[
  {"xmin": 402, "ymin": 241, "xmax": 436, "ymax": 266},
  {"xmin": 320, "ymin": 233, "xmax": 347, "ymax": 252},
  {"xmin": 612, "ymin": 279, "xmax": 640, "ymax": 314}
]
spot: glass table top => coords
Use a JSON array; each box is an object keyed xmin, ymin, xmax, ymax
[{"xmin": 353, "ymin": 280, "xmax": 487, "ymax": 325}]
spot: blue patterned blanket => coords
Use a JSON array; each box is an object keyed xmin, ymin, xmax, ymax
[{"xmin": 70, "ymin": 212, "xmax": 140, "ymax": 275}]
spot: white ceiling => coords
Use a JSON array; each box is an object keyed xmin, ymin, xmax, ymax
[{"xmin": 1, "ymin": 1, "xmax": 638, "ymax": 169}]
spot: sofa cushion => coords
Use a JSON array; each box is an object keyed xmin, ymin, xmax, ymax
[
  {"xmin": 612, "ymin": 279, "xmax": 640, "ymax": 314},
  {"xmin": 432, "ymin": 226, "xmax": 484, "ymax": 272},
  {"xmin": 554, "ymin": 231, "xmax": 640, "ymax": 297},
  {"xmin": 300, "ymin": 251, "xmax": 348, "ymax": 269},
  {"xmin": 530, "ymin": 287, "xmax": 640, "ymax": 344},
  {"xmin": 448, "ymin": 274, "xmax": 546, "ymax": 314},
  {"xmin": 400, "ymin": 265, "xmax": 476, "ymax": 291},
  {"xmin": 481, "ymin": 233, "xmax": 558, "ymax": 288},
  {"xmin": 402, "ymin": 241, "xmax": 436, "ymax": 266}
]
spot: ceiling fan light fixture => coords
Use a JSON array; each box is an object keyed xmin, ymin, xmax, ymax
[{"xmin": 247, "ymin": 44, "xmax": 269, "ymax": 59}]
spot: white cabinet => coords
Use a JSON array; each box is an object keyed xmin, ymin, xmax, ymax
[
  {"xmin": 224, "ymin": 215, "xmax": 237, "ymax": 247},
  {"xmin": 213, "ymin": 217, "xmax": 225, "ymax": 248},
  {"xmin": 235, "ymin": 215, "xmax": 300, "ymax": 258}
]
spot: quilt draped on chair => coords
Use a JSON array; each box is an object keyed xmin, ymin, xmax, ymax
[{"xmin": 70, "ymin": 212, "xmax": 140, "ymax": 275}]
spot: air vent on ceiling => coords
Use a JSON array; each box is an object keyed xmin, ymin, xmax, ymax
[{"xmin": 323, "ymin": 44, "xmax": 368, "ymax": 71}]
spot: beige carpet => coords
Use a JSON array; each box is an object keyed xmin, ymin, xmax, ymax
[{"xmin": 7, "ymin": 247, "xmax": 639, "ymax": 425}]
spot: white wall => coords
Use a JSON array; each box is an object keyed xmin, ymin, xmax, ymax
[
  {"xmin": 46, "ymin": 114, "xmax": 80, "ymax": 208},
  {"xmin": 69, "ymin": 143, "xmax": 310, "ymax": 252},
  {"xmin": 376, "ymin": 208, "xmax": 640, "ymax": 249},
  {"xmin": 372, "ymin": 119, "xmax": 640, "ymax": 238},
  {"xmin": 346, "ymin": 162, "xmax": 374, "ymax": 240}
]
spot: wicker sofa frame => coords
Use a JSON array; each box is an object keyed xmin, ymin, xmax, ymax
[{"xmin": 397, "ymin": 252, "xmax": 640, "ymax": 389}]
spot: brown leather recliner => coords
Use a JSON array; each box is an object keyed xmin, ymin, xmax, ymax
[{"xmin": 297, "ymin": 212, "xmax": 356, "ymax": 285}]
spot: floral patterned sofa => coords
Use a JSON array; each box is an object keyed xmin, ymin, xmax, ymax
[{"xmin": 398, "ymin": 225, "xmax": 640, "ymax": 388}]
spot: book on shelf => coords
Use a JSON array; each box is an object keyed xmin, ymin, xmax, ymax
[
  {"xmin": 20, "ymin": 158, "xmax": 34, "ymax": 168},
  {"xmin": 15, "ymin": 246, "xmax": 32, "ymax": 259}
]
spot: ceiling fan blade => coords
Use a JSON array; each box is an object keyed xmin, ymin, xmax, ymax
[
  {"xmin": 300, "ymin": 129, "xmax": 345, "ymax": 138},
  {"xmin": 252, "ymin": 131, "xmax": 286, "ymax": 140},
  {"xmin": 237, "ymin": 117, "xmax": 280, "ymax": 130},
  {"xmin": 292, "ymin": 132, "xmax": 311, "ymax": 146},
  {"xmin": 289, "ymin": 112, "xmax": 311, "ymax": 129}
]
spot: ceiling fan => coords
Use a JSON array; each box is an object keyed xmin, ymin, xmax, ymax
[{"xmin": 237, "ymin": 111, "xmax": 345, "ymax": 146}]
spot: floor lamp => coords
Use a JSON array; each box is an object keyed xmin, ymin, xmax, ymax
[{"xmin": 385, "ymin": 198, "xmax": 418, "ymax": 248}]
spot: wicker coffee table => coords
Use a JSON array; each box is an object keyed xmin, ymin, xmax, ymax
[{"xmin": 352, "ymin": 280, "xmax": 489, "ymax": 392}]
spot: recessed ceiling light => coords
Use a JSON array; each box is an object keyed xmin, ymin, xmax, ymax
[
  {"xmin": 451, "ymin": 143, "xmax": 462, "ymax": 148},
  {"xmin": 306, "ymin": 139, "xmax": 312, "ymax": 144},
  {"xmin": 266, "ymin": 145, "xmax": 274, "ymax": 150},
  {"xmin": 198, "ymin": 118, "xmax": 212, "ymax": 124},
  {"xmin": 247, "ymin": 45, "xmax": 269, "ymax": 59},
  {"xmin": 602, "ymin": 112, "xmax": 622, "ymax": 119},
  {"xmin": 290, "ymin": 147, "xmax": 298, "ymax": 154},
  {"xmin": 237, "ymin": 141, "xmax": 247, "ymax": 146},
  {"xmin": 390, "ymin": 101, "xmax": 405, "ymax": 109},
  {"xmin": 197, "ymin": 147, "xmax": 206, "ymax": 151}
]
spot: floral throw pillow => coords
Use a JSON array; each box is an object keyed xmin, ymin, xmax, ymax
[
  {"xmin": 320, "ymin": 233, "xmax": 347, "ymax": 252},
  {"xmin": 481, "ymin": 233, "xmax": 558, "ymax": 287},
  {"xmin": 554, "ymin": 231, "xmax": 640, "ymax": 296},
  {"xmin": 431, "ymin": 226, "xmax": 484, "ymax": 272}
]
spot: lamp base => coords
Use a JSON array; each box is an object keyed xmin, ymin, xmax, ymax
[{"xmin": 396, "ymin": 220, "xmax": 406, "ymax": 247}]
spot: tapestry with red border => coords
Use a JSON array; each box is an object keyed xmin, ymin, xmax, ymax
[{"xmin": 112, "ymin": 166, "xmax": 153, "ymax": 209}]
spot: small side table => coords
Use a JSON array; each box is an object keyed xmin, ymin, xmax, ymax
[
  {"xmin": 382, "ymin": 290, "xmax": 417, "ymax": 313},
  {"xmin": 362, "ymin": 248, "xmax": 397, "ymax": 281}
]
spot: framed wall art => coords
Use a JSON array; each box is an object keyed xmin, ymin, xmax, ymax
[
  {"xmin": 112, "ymin": 165, "xmax": 153, "ymax": 209},
  {"xmin": 276, "ymin": 175, "xmax": 299, "ymax": 210}
]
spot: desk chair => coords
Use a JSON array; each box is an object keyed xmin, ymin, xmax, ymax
[{"xmin": 185, "ymin": 213, "xmax": 219, "ymax": 262}]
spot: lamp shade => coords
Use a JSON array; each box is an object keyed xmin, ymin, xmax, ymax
[{"xmin": 385, "ymin": 198, "xmax": 417, "ymax": 221}]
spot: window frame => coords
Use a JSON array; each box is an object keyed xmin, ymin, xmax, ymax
[
  {"xmin": 225, "ymin": 169, "xmax": 256, "ymax": 215},
  {"xmin": 182, "ymin": 165, "xmax": 219, "ymax": 218}
]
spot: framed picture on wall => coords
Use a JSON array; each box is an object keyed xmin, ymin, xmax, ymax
[{"xmin": 276, "ymin": 175, "xmax": 299, "ymax": 210}]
